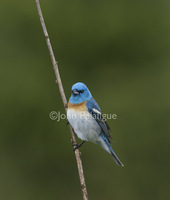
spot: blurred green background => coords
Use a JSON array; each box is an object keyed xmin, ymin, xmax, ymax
[{"xmin": 0, "ymin": 0, "xmax": 170, "ymax": 199}]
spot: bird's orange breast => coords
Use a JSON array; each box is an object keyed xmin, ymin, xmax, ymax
[{"xmin": 68, "ymin": 101, "xmax": 87, "ymax": 111}]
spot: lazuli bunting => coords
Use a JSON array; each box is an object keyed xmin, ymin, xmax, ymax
[{"xmin": 67, "ymin": 82, "xmax": 124, "ymax": 166}]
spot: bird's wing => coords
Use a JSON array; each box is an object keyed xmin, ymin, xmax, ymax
[{"xmin": 86, "ymin": 98, "xmax": 112, "ymax": 143}]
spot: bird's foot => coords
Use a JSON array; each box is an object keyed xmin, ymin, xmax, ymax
[{"xmin": 73, "ymin": 141, "xmax": 86, "ymax": 151}]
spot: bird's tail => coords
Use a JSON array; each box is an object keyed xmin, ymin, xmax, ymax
[{"xmin": 100, "ymin": 134, "xmax": 124, "ymax": 167}]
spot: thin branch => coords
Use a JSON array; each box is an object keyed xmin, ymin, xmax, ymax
[{"xmin": 35, "ymin": 1, "xmax": 88, "ymax": 199}]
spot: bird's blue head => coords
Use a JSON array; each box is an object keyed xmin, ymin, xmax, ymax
[{"xmin": 69, "ymin": 82, "xmax": 92, "ymax": 104}]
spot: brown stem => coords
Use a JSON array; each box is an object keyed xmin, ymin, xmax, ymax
[{"xmin": 35, "ymin": 1, "xmax": 88, "ymax": 199}]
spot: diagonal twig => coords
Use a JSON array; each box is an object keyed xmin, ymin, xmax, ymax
[{"xmin": 35, "ymin": 1, "xmax": 88, "ymax": 199}]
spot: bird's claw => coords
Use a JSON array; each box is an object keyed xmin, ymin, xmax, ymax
[
  {"xmin": 73, "ymin": 145, "xmax": 79, "ymax": 151},
  {"xmin": 73, "ymin": 141, "xmax": 86, "ymax": 151}
]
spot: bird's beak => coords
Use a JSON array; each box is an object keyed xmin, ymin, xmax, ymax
[{"xmin": 72, "ymin": 89, "xmax": 79, "ymax": 95}]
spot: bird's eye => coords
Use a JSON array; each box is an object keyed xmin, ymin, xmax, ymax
[{"xmin": 79, "ymin": 90, "xmax": 84, "ymax": 93}]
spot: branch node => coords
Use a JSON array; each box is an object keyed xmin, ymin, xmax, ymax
[
  {"xmin": 55, "ymin": 79, "xmax": 58, "ymax": 85},
  {"xmin": 45, "ymin": 34, "xmax": 49, "ymax": 39}
]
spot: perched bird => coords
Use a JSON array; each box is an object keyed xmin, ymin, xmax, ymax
[{"xmin": 67, "ymin": 82, "xmax": 124, "ymax": 166}]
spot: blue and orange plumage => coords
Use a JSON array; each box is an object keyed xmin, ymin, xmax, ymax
[{"xmin": 67, "ymin": 82, "xmax": 124, "ymax": 166}]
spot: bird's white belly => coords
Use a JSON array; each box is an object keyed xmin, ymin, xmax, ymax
[{"xmin": 67, "ymin": 109, "xmax": 101, "ymax": 142}]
